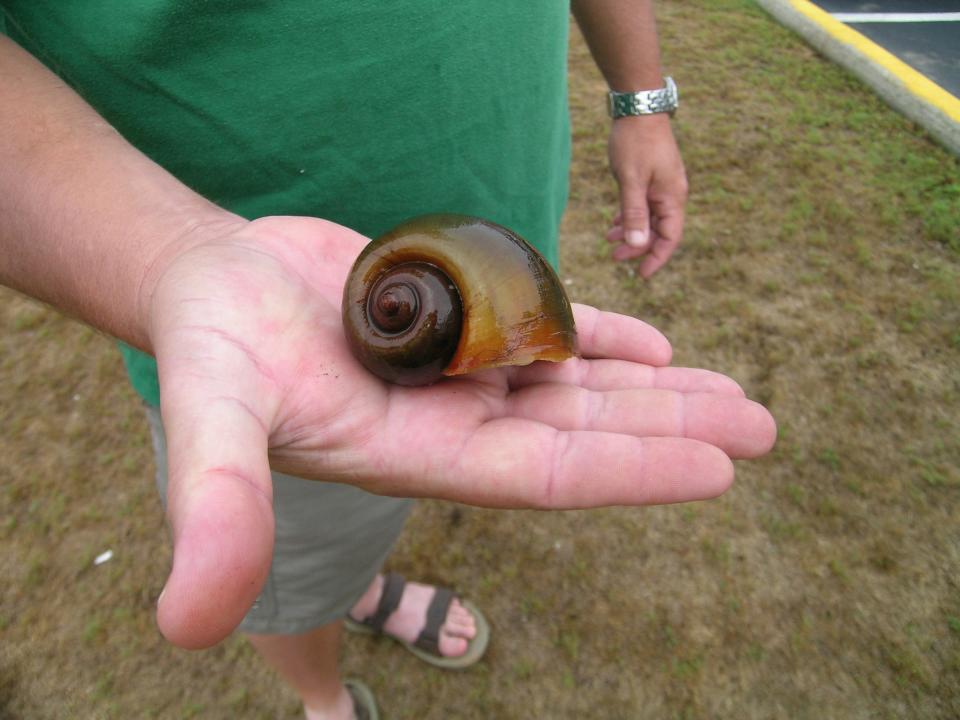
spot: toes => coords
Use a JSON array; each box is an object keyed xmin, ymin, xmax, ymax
[
  {"xmin": 449, "ymin": 599, "xmax": 475, "ymax": 625},
  {"xmin": 438, "ymin": 632, "xmax": 469, "ymax": 658},
  {"xmin": 444, "ymin": 599, "xmax": 477, "ymax": 639}
]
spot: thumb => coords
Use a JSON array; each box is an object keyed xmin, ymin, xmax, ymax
[
  {"xmin": 618, "ymin": 178, "xmax": 652, "ymax": 252},
  {"xmin": 155, "ymin": 368, "xmax": 275, "ymax": 649}
]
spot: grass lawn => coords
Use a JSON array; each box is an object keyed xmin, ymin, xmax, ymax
[{"xmin": 1, "ymin": 2, "xmax": 958, "ymax": 718}]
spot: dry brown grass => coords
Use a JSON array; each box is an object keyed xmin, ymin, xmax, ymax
[{"xmin": 2, "ymin": 2, "xmax": 959, "ymax": 718}]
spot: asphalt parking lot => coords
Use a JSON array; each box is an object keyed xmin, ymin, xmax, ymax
[
  {"xmin": 812, "ymin": 0, "xmax": 960, "ymax": 96},
  {"xmin": 756, "ymin": 0, "xmax": 960, "ymax": 154}
]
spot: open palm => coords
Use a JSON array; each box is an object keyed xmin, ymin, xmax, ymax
[{"xmin": 145, "ymin": 215, "xmax": 776, "ymax": 648}]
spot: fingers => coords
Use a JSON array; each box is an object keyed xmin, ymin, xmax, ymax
[
  {"xmin": 638, "ymin": 203, "xmax": 683, "ymax": 278},
  {"xmin": 617, "ymin": 177, "xmax": 652, "ymax": 252},
  {"xmin": 607, "ymin": 202, "xmax": 684, "ymax": 275},
  {"xmin": 608, "ymin": 222, "xmax": 649, "ymax": 262},
  {"xmin": 510, "ymin": 358, "xmax": 745, "ymax": 396},
  {"xmin": 505, "ymin": 385, "xmax": 775, "ymax": 459},
  {"xmin": 571, "ymin": 304, "xmax": 672, "ymax": 365},
  {"xmin": 445, "ymin": 421, "xmax": 737, "ymax": 509},
  {"xmin": 374, "ymin": 375, "xmax": 775, "ymax": 509},
  {"xmin": 154, "ymin": 356, "xmax": 276, "ymax": 648},
  {"xmin": 157, "ymin": 460, "xmax": 274, "ymax": 648}
]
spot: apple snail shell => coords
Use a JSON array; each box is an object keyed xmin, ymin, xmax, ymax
[{"xmin": 342, "ymin": 214, "xmax": 578, "ymax": 386}]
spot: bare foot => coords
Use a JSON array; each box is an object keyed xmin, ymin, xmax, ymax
[{"xmin": 349, "ymin": 574, "xmax": 477, "ymax": 658}]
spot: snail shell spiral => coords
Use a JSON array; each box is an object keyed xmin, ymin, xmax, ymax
[{"xmin": 342, "ymin": 214, "xmax": 578, "ymax": 386}]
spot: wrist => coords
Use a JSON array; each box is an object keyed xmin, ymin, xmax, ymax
[
  {"xmin": 135, "ymin": 207, "xmax": 248, "ymax": 353},
  {"xmin": 609, "ymin": 112, "xmax": 677, "ymax": 151}
]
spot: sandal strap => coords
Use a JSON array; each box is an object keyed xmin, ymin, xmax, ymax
[
  {"xmin": 414, "ymin": 586, "xmax": 455, "ymax": 656},
  {"xmin": 347, "ymin": 684, "xmax": 371, "ymax": 720},
  {"xmin": 362, "ymin": 572, "xmax": 406, "ymax": 634}
]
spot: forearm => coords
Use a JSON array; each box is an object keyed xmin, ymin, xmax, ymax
[
  {"xmin": 0, "ymin": 35, "xmax": 239, "ymax": 351},
  {"xmin": 571, "ymin": 0, "xmax": 665, "ymax": 91}
]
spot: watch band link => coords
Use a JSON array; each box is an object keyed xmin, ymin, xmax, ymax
[{"xmin": 607, "ymin": 77, "xmax": 678, "ymax": 118}]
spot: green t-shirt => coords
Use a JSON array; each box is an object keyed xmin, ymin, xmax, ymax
[{"xmin": 1, "ymin": 1, "xmax": 571, "ymax": 405}]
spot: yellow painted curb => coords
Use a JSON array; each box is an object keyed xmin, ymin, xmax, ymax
[{"xmin": 788, "ymin": 0, "xmax": 960, "ymax": 122}]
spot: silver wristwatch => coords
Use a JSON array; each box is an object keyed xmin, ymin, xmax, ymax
[{"xmin": 607, "ymin": 77, "xmax": 678, "ymax": 118}]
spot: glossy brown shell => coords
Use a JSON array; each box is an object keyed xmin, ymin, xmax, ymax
[{"xmin": 342, "ymin": 214, "xmax": 578, "ymax": 385}]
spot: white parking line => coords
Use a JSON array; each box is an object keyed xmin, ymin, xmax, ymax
[{"xmin": 832, "ymin": 12, "xmax": 960, "ymax": 23}]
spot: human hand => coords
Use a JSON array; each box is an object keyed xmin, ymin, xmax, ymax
[
  {"xmin": 144, "ymin": 215, "xmax": 775, "ymax": 648},
  {"xmin": 606, "ymin": 114, "xmax": 687, "ymax": 277}
]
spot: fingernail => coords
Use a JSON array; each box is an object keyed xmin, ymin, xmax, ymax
[
  {"xmin": 157, "ymin": 588, "xmax": 166, "ymax": 608},
  {"xmin": 626, "ymin": 230, "xmax": 648, "ymax": 249}
]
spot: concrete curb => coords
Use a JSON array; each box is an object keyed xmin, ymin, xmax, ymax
[{"xmin": 754, "ymin": 0, "xmax": 960, "ymax": 156}]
